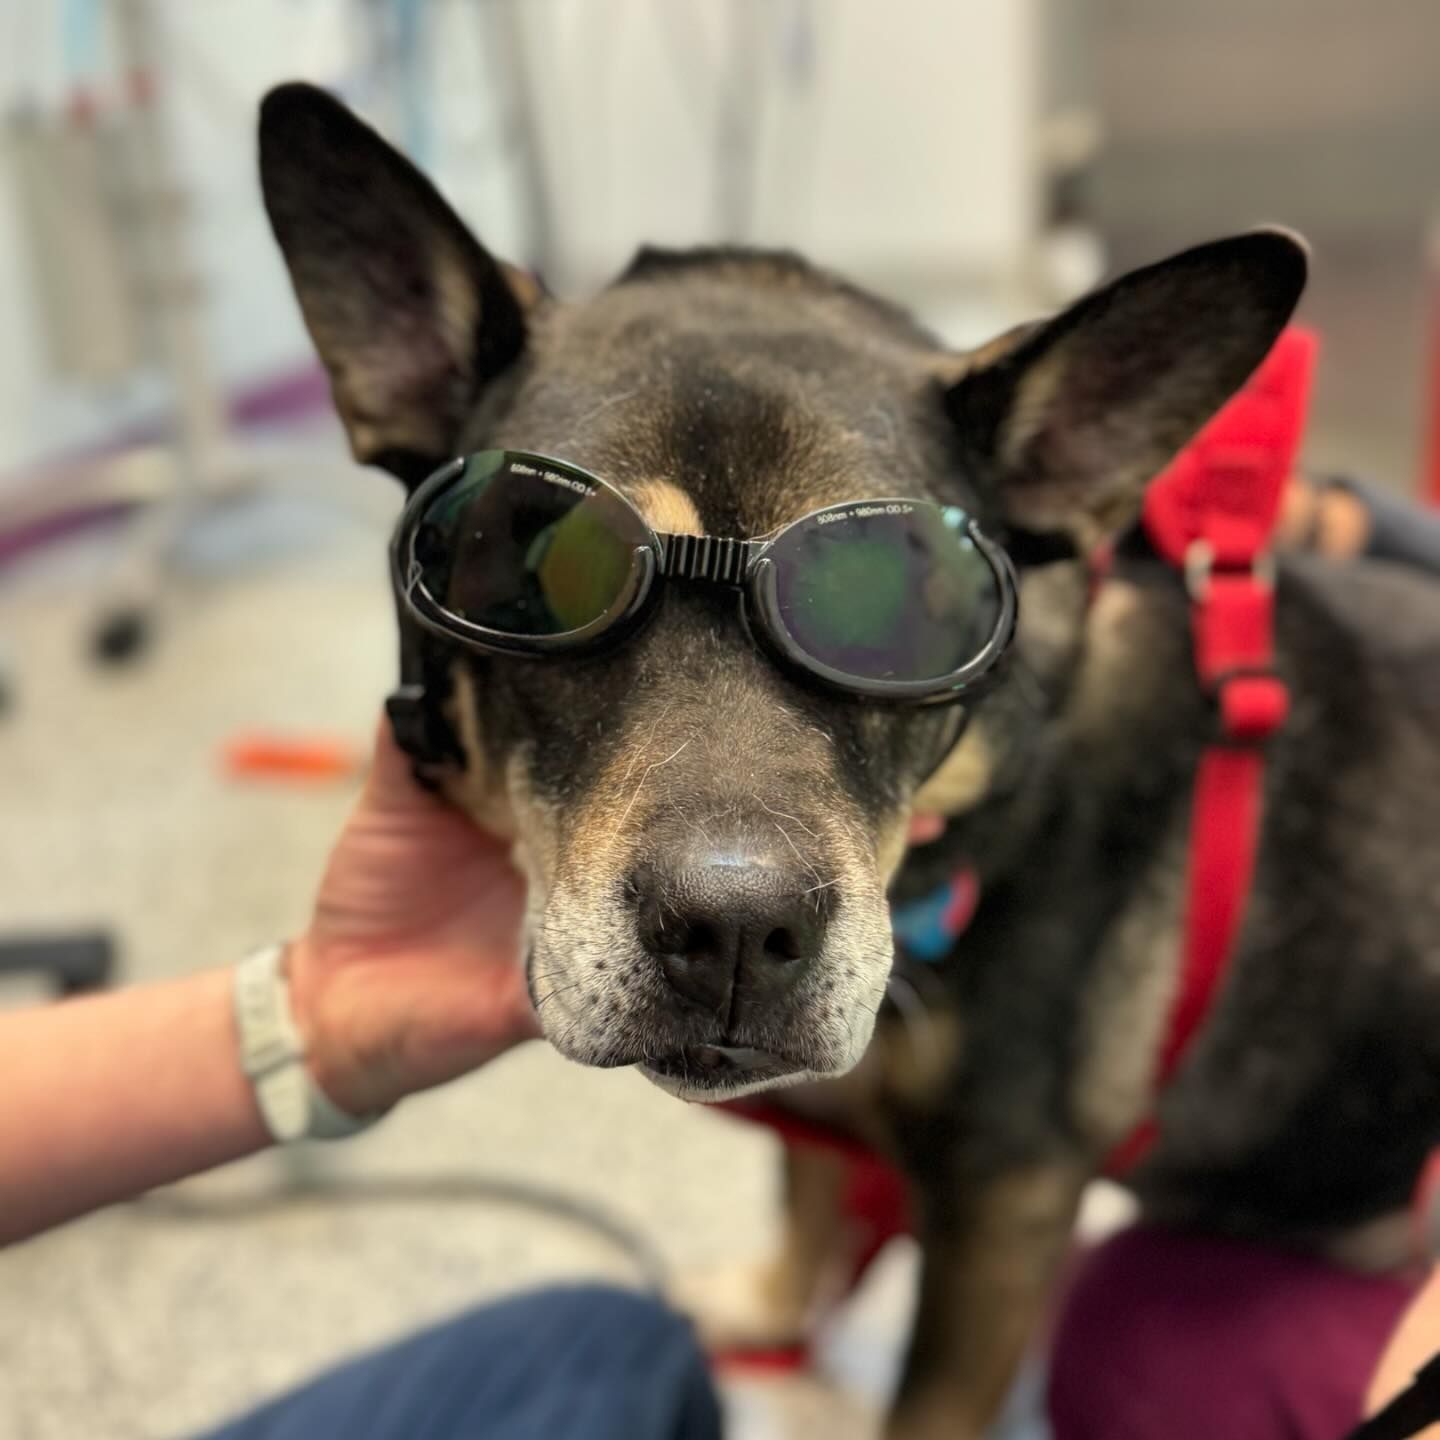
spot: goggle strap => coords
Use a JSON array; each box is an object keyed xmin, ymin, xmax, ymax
[
  {"xmin": 656, "ymin": 533, "xmax": 764, "ymax": 586},
  {"xmin": 387, "ymin": 613, "xmax": 466, "ymax": 781}
]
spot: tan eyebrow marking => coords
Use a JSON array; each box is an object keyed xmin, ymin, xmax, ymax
[{"xmin": 631, "ymin": 481, "xmax": 704, "ymax": 535}]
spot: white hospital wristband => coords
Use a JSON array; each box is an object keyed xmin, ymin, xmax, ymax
[{"xmin": 233, "ymin": 944, "xmax": 377, "ymax": 1142}]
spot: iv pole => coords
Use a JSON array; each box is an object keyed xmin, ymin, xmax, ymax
[{"xmin": 89, "ymin": 0, "xmax": 254, "ymax": 663}]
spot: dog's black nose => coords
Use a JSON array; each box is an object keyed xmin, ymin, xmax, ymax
[{"xmin": 631, "ymin": 853, "xmax": 826, "ymax": 1014}]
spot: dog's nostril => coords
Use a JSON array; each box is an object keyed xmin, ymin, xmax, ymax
[
  {"xmin": 686, "ymin": 920, "xmax": 720, "ymax": 957},
  {"xmin": 642, "ymin": 912, "xmax": 722, "ymax": 959},
  {"xmin": 660, "ymin": 919, "xmax": 719, "ymax": 958},
  {"xmin": 764, "ymin": 926, "xmax": 803, "ymax": 961}
]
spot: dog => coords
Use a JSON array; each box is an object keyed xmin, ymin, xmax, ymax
[{"xmin": 260, "ymin": 83, "xmax": 1440, "ymax": 1438}]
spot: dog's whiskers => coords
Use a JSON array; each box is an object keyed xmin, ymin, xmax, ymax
[
  {"xmin": 757, "ymin": 797, "xmax": 818, "ymax": 839},
  {"xmin": 534, "ymin": 978, "xmax": 590, "ymax": 1012},
  {"xmin": 554, "ymin": 386, "xmax": 640, "ymax": 444},
  {"xmin": 614, "ymin": 705, "xmax": 676, "ymax": 792},
  {"xmin": 768, "ymin": 817, "xmax": 823, "ymax": 884},
  {"xmin": 798, "ymin": 876, "xmax": 839, "ymax": 897},
  {"xmin": 612, "ymin": 736, "xmax": 693, "ymax": 841},
  {"xmin": 663, "ymin": 795, "xmax": 714, "ymax": 849},
  {"xmin": 553, "ymin": 1005, "xmax": 595, "ymax": 1058}
]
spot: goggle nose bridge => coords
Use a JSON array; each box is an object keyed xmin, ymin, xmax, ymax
[{"xmin": 655, "ymin": 533, "xmax": 766, "ymax": 586}]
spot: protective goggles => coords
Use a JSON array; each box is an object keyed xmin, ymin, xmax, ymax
[{"xmin": 392, "ymin": 450, "xmax": 1017, "ymax": 705}]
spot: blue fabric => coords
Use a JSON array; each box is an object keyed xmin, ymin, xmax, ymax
[
  {"xmin": 197, "ymin": 1285, "xmax": 720, "ymax": 1440},
  {"xmin": 1341, "ymin": 475, "xmax": 1440, "ymax": 573},
  {"xmin": 891, "ymin": 876, "xmax": 965, "ymax": 962}
]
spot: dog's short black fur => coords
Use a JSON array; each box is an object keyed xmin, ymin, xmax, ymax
[{"xmin": 260, "ymin": 84, "xmax": 1440, "ymax": 1437}]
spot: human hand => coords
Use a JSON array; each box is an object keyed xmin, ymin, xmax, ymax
[
  {"xmin": 1275, "ymin": 471, "xmax": 1372, "ymax": 557},
  {"xmin": 287, "ymin": 716, "xmax": 539, "ymax": 1117}
]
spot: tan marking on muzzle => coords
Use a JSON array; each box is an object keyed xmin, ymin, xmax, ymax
[
  {"xmin": 443, "ymin": 667, "xmax": 520, "ymax": 838},
  {"xmin": 876, "ymin": 818, "xmax": 910, "ymax": 885},
  {"xmin": 551, "ymin": 709, "xmax": 702, "ymax": 896},
  {"xmin": 632, "ymin": 481, "xmax": 704, "ymax": 536},
  {"xmin": 913, "ymin": 723, "xmax": 994, "ymax": 816},
  {"xmin": 446, "ymin": 668, "xmax": 560, "ymax": 899}
]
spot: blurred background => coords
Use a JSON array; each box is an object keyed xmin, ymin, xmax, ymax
[{"xmin": 2, "ymin": 3, "xmax": 1437, "ymax": 1437}]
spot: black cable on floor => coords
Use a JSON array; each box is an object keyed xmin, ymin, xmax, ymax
[{"xmin": 130, "ymin": 1174, "xmax": 668, "ymax": 1294}]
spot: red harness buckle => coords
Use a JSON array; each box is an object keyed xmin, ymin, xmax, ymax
[{"xmin": 1188, "ymin": 548, "xmax": 1288, "ymax": 745}]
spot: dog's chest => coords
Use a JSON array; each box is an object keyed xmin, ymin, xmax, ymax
[{"xmin": 1068, "ymin": 820, "xmax": 1188, "ymax": 1155}]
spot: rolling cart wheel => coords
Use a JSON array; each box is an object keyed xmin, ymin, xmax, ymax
[{"xmin": 91, "ymin": 605, "xmax": 154, "ymax": 666}]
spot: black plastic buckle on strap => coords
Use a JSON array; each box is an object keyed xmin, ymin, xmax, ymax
[
  {"xmin": 385, "ymin": 684, "xmax": 432, "ymax": 760},
  {"xmin": 385, "ymin": 683, "xmax": 456, "ymax": 790}
]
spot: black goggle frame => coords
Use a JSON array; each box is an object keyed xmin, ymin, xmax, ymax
[{"xmin": 391, "ymin": 450, "xmax": 1018, "ymax": 708}]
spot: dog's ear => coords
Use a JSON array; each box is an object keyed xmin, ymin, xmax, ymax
[
  {"xmin": 946, "ymin": 230, "xmax": 1308, "ymax": 548},
  {"xmin": 259, "ymin": 83, "xmax": 531, "ymax": 487}
]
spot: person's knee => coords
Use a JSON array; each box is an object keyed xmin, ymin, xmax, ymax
[
  {"xmin": 432, "ymin": 1282, "xmax": 704, "ymax": 1378},
  {"xmin": 471, "ymin": 1282, "xmax": 681, "ymax": 1338}
]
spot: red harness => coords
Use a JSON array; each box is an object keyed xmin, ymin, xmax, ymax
[
  {"xmin": 724, "ymin": 327, "xmax": 1316, "ymax": 1180},
  {"xmin": 1105, "ymin": 324, "xmax": 1315, "ymax": 1171}
]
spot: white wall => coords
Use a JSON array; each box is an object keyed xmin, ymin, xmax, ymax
[
  {"xmin": 0, "ymin": 0, "xmax": 1039, "ymax": 481},
  {"xmin": 487, "ymin": 0, "xmax": 1039, "ymax": 290}
]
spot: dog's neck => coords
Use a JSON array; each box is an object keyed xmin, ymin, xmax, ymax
[{"xmin": 894, "ymin": 555, "xmax": 1204, "ymax": 904}]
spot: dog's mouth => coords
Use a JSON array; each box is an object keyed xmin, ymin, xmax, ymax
[
  {"xmin": 523, "ymin": 836, "xmax": 899, "ymax": 1097},
  {"xmin": 638, "ymin": 1045, "xmax": 808, "ymax": 1099}
]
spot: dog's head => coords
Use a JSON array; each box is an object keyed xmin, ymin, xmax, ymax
[{"xmin": 260, "ymin": 84, "xmax": 1305, "ymax": 1099}]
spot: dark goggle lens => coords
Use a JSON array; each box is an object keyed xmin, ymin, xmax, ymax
[
  {"xmin": 414, "ymin": 453, "xmax": 649, "ymax": 637},
  {"xmin": 768, "ymin": 503, "xmax": 1001, "ymax": 686}
]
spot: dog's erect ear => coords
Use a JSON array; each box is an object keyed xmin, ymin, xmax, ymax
[
  {"xmin": 947, "ymin": 230, "xmax": 1308, "ymax": 548},
  {"xmin": 259, "ymin": 83, "xmax": 530, "ymax": 486}
]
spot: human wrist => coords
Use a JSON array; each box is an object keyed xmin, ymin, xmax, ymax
[
  {"xmin": 235, "ymin": 941, "xmax": 384, "ymax": 1141},
  {"xmin": 281, "ymin": 933, "xmax": 345, "ymax": 1102},
  {"xmin": 283, "ymin": 930, "xmax": 422, "ymax": 1119},
  {"xmin": 285, "ymin": 917, "xmax": 542, "ymax": 1117}
]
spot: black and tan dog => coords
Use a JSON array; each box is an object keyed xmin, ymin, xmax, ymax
[{"xmin": 260, "ymin": 84, "xmax": 1440, "ymax": 1438}]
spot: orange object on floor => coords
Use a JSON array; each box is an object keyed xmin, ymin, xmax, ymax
[{"xmin": 222, "ymin": 734, "xmax": 364, "ymax": 782}]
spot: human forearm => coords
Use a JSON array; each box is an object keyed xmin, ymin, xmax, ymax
[
  {"xmin": 0, "ymin": 968, "xmax": 269, "ymax": 1246},
  {"xmin": 0, "ymin": 717, "xmax": 536, "ymax": 1247}
]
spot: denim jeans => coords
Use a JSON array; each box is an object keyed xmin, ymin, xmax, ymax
[{"xmin": 198, "ymin": 1286, "xmax": 721, "ymax": 1440}]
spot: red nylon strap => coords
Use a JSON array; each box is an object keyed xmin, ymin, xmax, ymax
[
  {"xmin": 1105, "ymin": 327, "xmax": 1315, "ymax": 1177},
  {"xmin": 1103, "ymin": 738, "xmax": 1278, "ymax": 1175}
]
